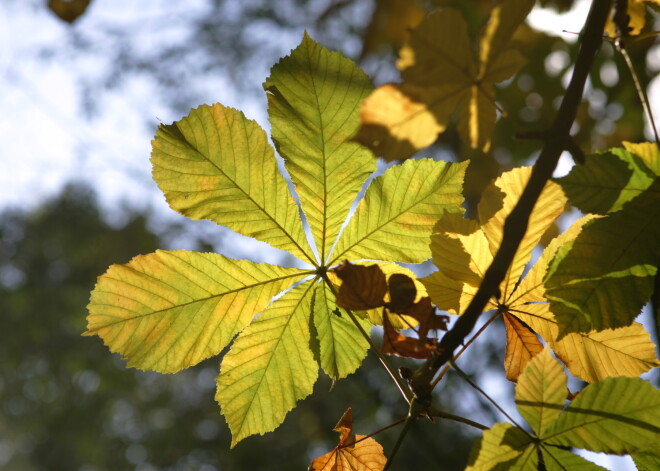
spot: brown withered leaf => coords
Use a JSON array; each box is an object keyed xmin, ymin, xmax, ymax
[
  {"xmin": 408, "ymin": 297, "xmax": 449, "ymax": 340},
  {"xmin": 48, "ymin": 0, "xmax": 92, "ymax": 23},
  {"xmin": 382, "ymin": 310, "xmax": 436, "ymax": 360},
  {"xmin": 335, "ymin": 262, "xmax": 387, "ymax": 311},
  {"xmin": 503, "ymin": 313, "xmax": 544, "ymax": 382},
  {"xmin": 309, "ymin": 408, "xmax": 387, "ymax": 471},
  {"xmin": 386, "ymin": 273, "xmax": 417, "ymax": 313}
]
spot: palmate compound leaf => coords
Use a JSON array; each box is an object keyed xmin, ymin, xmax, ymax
[
  {"xmin": 546, "ymin": 144, "xmax": 660, "ymax": 336},
  {"xmin": 469, "ymin": 349, "xmax": 658, "ymax": 470},
  {"xmin": 354, "ymin": 0, "xmax": 536, "ymax": 161},
  {"xmin": 421, "ymin": 167, "xmax": 660, "ymax": 383},
  {"xmin": 87, "ymin": 33, "xmax": 468, "ymax": 446}
]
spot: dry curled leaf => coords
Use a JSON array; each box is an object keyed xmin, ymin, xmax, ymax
[
  {"xmin": 335, "ymin": 262, "xmax": 388, "ymax": 311},
  {"xmin": 382, "ymin": 311, "xmax": 437, "ymax": 359},
  {"xmin": 309, "ymin": 408, "xmax": 387, "ymax": 471},
  {"xmin": 386, "ymin": 273, "xmax": 417, "ymax": 313},
  {"xmin": 48, "ymin": 0, "xmax": 91, "ymax": 23}
]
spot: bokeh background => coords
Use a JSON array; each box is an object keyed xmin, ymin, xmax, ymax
[{"xmin": 1, "ymin": 1, "xmax": 658, "ymax": 469}]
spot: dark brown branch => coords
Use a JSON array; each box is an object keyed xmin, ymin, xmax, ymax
[{"xmin": 409, "ymin": 0, "xmax": 613, "ymax": 397}]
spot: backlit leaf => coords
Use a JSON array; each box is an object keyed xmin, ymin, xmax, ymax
[
  {"xmin": 313, "ymin": 280, "xmax": 371, "ymax": 380},
  {"xmin": 515, "ymin": 349, "xmax": 566, "ymax": 436},
  {"xmin": 382, "ymin": 311, "xmax": 436, "ymax": 359},
  {"xmin": 86, "ymin": 250, "xmax": 307, "ymax": 373},
  {"xmin": 356, "ymin": 0, "xmax": 535, "ymax": 159},
  {"xmin": 515, "ymin": 302, "xmax": 660, "ymax": 383},
  {"xmin": 543, "ymin": 377, "xmax": 660, "ymax": 454},
  {"xmin": 216, "ymin": 281, "xmax": 319, "ymax": 447},
  {"xmin": 309, "ymin": 408, "xmax": 387, "ymax": 471},
  {"xmin": 541, "ymin": 447, "xmax": 606, "ymax": 471},
  {"xmin": 556, "ymin": 146, "xmax": 658, "ymax": 214},
  {"xmin": 478, "ymin": 166, "xmax": 566, "ymax": 298},
  {"xmin": 265, "ymin": 32, "xmax": 376, "ymax": 263},
  {"xmin": 465, "ymin": 422, "xmax": 535, "ymax": 470},
  {"xmin": 88, "ymin": 33, "xmax": 470, "ymax": 447},
  {"xmin": 151, "ymin": 104, "xmax": 315, "ymax": 263},
  {"xmin": 424, "ymin": 170, "xmax": 659, "ymax": 382},
  {"xmin": 545, "ymin": 181, "xmax": 660, "ymax": 335},
  {"xmin": 503, "ymin": 313, "xmax": 544, "ymax": 382},
  {"xmin": 632, "ymin": 442, "xmax": 660, "ymax": 471},
  {"xmin": 331, "ymin": 158, "xmax": 467, "ymax": 264}
]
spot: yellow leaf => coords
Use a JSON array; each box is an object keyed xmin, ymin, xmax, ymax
[
  {"xmin": 265, "ymin": 33, "xmax": 376, "ymax": 262},
  {"xmin": 86, "ymin": 250, "xmax": 307, "ymax": 373},
  {"xmin": 354, "ymin": 83, "xmax": 453, "ymax": 162},
  {"xmin": 478, "ymin": 166, "xmax": 566, "ymax": 300},
  {"xmin": 309, "ymin": 408, "xmax": 387, "ymax": 471},
  {"xmin": 217, "ymin": 281, "xmax": 318, "ymax": 447},
  {"xmin": 515, "ymin": 349, "xmax": 566, "ymax": 437},
  {"xmin": 330, "ymin": 158, "xmax": 467, "ymax": 264},
  {"xmin": 151, "ymin": 104, "xmax": 315, "ymax": 263},
  {"xmin": 622, "ymin": 141, "xmax": 660, "ymax": 175},
  {"xmin": 426, "ymin": 171, "xmax": 659, "ymax": 382},
  {"xmin": 357, "ymin": 0, "xmax": 535, "ymax": 159},
  {"xmin": 430, "ymin": 213, "xmax": 492, "ymax": 287},
  {"xmin": 514, "ymin": 303, "xmax": 660, "ymax": 383},
  {"xmin": 421, "ymin": 270, "xmax": 478, "ymax": 316},
  {"xmin": 605, "ymin": 0, "xmax": 651, "ymax": 36},
  {"xmin": 503, "ymin": 313, "xmax": 544, "ymax": 382}
]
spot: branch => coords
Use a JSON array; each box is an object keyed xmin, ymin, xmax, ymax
[{"xmin": 410, "ymin": 0, "xmax": 613, "ymax": 395}]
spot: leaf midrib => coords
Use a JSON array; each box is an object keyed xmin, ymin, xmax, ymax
[{"xmin": 87, "ymin": 270, "xmax": 312, "ymax": 331}]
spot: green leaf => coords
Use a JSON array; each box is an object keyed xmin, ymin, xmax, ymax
[
  {"xmin": 465, "ymin": 422, "xmax": 536, "ymax": 470},
  {"xmin": 330, "ymin": 158, "xmax": 467, "ymax": 264},
  {"xmin": 544, "ymin": 377, "xmax": 660, "ymax": 454},
  {"xmin": 556, "ymin": 147, "xmax": 657, "ymax": 214},
  {"xmin": 265, "ymin": 32, "xmax": 376, "ymax": 263},
  {"xmin": 515, "ymin": 349, "xmax": 566, "ymax": 437},
  {"xmin": 632, "ymin": 443, "xmax": 660, "ymax": 471},
  {"xmin": 312, "ymin": 280, "xmax": 370, "ymax": 380},
  {"xmin": 151, "ymin": 104, "xmax": 315, "ymax": 263},
  {"xmin": 545, "ymin": 182, "xmax": 660, "ymax": 335},
  {"xmin": 85, "ymin": 250, "xmax": 307, "ymax": 373},
  {"xmin": 216, "ymin": 281, "xmax": 319, "ymax": 447},
  {"xmin": 540, "ymin": 447, "xmax": 606, "ymax": 470}
]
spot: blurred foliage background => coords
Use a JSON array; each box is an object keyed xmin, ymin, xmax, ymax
[{"xmin": 1, "ymin": 0, "xmax": 659, "ymax": 469}]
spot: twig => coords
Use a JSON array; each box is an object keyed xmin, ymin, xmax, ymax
[{"xmin": 409, "ymin": 0, "xmax": 613, "ymax": 396}]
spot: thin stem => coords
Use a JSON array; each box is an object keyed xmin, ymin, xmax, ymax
[
  {"xmin": 383, "ymin": 413, "xmax": 415, "ymax": 471},
  {"xmin": 616, "ymin": 43, "xmax": 660, "ymax": 145},
  {"xmin": 430, "ymin": 310, "xmax": 501, "ymax": 389},
  {"xmin": 427, "ymin": 406, "xmax": 488, "ymax": 431},
  {"xmin": 321, "ymin": 274, "xmax": 412, "ymax": 403},
  {"xmin": 450, "ymin": 359, "xmax": 532, "ymax": 439},
  {"xmin": 347, "ymin": 417, "xmax": 407, "ymax": 447}
]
